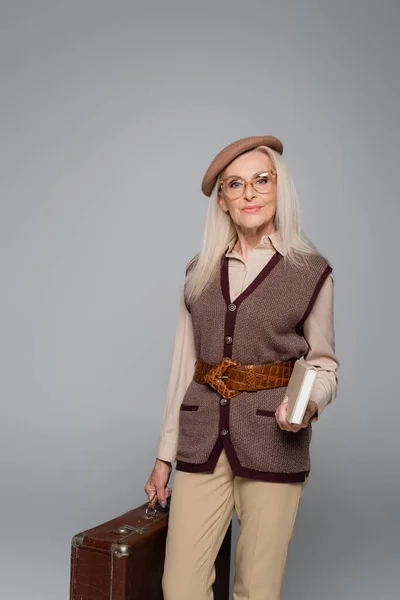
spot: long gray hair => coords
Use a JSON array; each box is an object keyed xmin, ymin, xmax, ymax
[{"xmin": 185, "ymin": 145, "xmax": 326, "ymax": 305}]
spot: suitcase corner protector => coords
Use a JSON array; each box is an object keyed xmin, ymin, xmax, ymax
[
  {"xmin": 71, "ymin": 532, "xmax": 85, "ymax": 548},
  {"xmin": 111, "ymin": 542, "xmax": 131, "ymax": 557}
]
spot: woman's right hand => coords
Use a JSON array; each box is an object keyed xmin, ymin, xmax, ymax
[{"xmin": 144, "ymin": 459, "xmax": 173, "ymax": 507}]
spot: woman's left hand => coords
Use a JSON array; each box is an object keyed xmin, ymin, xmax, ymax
[{"xmin": 275, "ymin": 397, "xmax": 318, "ymax": 432}]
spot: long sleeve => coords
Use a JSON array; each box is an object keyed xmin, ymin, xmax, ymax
[
  {"xmin": 302, "ymin": 273, "xmax": 340, "ymax": 423},
  {"xmin": 156, "ymin": 286, "xmax": 197, "ymax": 463}
]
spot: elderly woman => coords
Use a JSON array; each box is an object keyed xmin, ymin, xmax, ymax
[{"xmin": 144, "ymin": 135, "xmax": 339, "ymax": 600}]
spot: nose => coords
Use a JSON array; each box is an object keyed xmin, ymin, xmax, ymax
[{"xmin": 243, "ymin": 181, "xmax": 256, "ymax": 200}]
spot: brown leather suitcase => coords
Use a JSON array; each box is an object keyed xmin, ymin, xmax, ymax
[{"xmin": 70, "ymin": 495, "xmax": 232, "ymax": 599}]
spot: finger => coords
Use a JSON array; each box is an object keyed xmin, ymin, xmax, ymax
[
  {"xmin": 300, "ymin": 414, "xmax": 311, "ymax": 428},
  {"xmin": 144, "ymin": 482, "xmax": 156, "ymax": 500},
  {"xmin": 283, "ymin": 418, "xmax": 302, "ymax": 432},
  {"xmin": 275, "ymin": 412, "xmax": 288, "ymax": 430},
  {"xmin": 275, "ymin": 404, "xmax": 286, "ymax": 420},
  {"xmin": 277, "ymin": 418, "xmax": 294, "ymax": 432},
  {"xmin": 284, "ymin": 422, "xmax": 300, "ymax": 432},
  {"xmin": 282, "ymin": 410, "xmax": 298, "ymax": 431},
  {"xmin": 156, "ymin": 484, "xmax": 167, "ymax": 505},
  {"xmin": 276, "ymin": 409, "xmax": 292, "ymax": 431}
]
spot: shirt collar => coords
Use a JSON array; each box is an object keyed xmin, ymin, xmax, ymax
[{"xmin": 225, "ymin": 230, "xmax": 285, "ymax": 257}]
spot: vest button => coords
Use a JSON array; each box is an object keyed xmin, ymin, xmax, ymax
[
  {"xmin": 225, "ymin": 336, "xmax": 233, "ymax": 344},
  {"xmin": 221, "ymin": 428, "xmax": 229, "ymax": 435},
  {"xmin": 220, "ymin": 398, "xmax": 228, "ymax": 406},
  {"xmin": 228, "ymin": 303, "xmax": 237, "ymax": 311}
]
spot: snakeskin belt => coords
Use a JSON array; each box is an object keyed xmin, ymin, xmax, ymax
[{"xmin": 193, "ymin": 357, "xmax": 296, "ymax": 399}]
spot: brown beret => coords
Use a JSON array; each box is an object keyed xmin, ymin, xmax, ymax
[{"xmin": 201, "ymin": 135, "xmax": 283, "ymax": 197}]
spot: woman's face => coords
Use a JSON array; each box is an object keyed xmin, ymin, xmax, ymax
[{"xmin": 217, "ymin": 151, "xmax": 277, "ymax": 232}]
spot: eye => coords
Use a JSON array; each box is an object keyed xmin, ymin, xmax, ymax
[
  {"xmin": 255, "ymin": 176, "xmax": 269, "ymax": 185},
  {"xmin": 228, "ymin": 179, "xmax": 243, "ymax": 189}
]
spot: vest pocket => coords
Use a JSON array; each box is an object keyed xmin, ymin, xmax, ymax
[
  {"xmin": 232, "ymin": 406, "xmax": 311, "ymax": 473},
  {"xmin": 256, "ymin": 409, "xmax": 276, "ymax": 417},
  {"xmin": 177, "ymin": 403, "xmax": 203, "ymax": 462}
]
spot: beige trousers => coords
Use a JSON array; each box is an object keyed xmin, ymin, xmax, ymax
[{"xmin": 162, "ymin": 448, "xmax": 307, "ymax": 600}]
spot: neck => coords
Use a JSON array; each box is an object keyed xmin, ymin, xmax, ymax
[{"xmin": 233, "ymin": 224, "xmax": 276, "ymax": 260}]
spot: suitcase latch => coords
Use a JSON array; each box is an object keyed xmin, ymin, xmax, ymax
[{"xmin": 114, "ymin": 524, "xmax": 145, "ymax": 535}]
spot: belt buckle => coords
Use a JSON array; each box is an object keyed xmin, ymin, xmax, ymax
[{"xmin": 204, "ymin": 356, "xmax": 241, "ymax": 399}]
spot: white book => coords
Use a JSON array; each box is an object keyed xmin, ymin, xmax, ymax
[{"xmin": 286, "ymin": 358, "xmax": 319, "ymax": 425}]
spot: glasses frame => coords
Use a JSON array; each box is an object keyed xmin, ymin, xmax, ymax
[{"xmin": 219, "ymin": 168, "xmax": 278, "ymax": 199}]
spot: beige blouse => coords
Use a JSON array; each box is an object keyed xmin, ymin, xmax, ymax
[{"xmin": 156, "ymin": 231, "xmax": 340, "ymax": 463}]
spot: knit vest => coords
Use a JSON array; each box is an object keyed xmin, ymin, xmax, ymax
[{"xmin": 175, "ymin": 250, "xmax": 333, "ymax": 483}]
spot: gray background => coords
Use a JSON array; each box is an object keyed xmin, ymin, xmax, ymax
[{"xmin": 1, "ymin": 1, "xmax": 399, "ymax": 598}]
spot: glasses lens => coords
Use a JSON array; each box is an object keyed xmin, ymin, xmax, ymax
[
  {"xmin": 253, "ymin": 173, "xmax": 272, "ymax": 194},
  {"xmin": 222, "ymin": 178, "xmax": 244, "ymax": 199}
]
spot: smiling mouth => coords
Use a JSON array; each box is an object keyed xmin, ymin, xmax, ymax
[{"xmin": 242, "ymin": 206, "xmax": 262, "ymax": 212}]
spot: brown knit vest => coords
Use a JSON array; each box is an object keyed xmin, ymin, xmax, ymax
[{"xmin": 176, "ymin": 250, "xmax": 333, "ymax": 483}]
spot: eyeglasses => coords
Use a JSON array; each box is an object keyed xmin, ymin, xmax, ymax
[{"xmin": 219, "ymin": 169, "xmax": 277, "ymax": 200}]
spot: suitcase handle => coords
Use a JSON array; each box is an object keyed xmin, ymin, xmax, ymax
[{"xmin": 145, "ymin": 492, "xmax": 171, "ymax": 518}]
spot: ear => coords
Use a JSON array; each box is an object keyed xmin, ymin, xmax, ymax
[{"xmin": 217, "ymin": 192, "xmax": 229, "ymax": 213}]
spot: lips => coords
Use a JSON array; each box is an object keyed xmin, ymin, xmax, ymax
[{"xmin": 242, "ymin": 206, "xmax": 262, "ymax": 213}]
